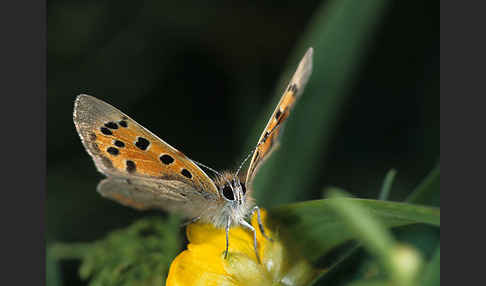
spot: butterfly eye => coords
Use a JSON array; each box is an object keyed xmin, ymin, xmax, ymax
[
  {"xmin": 222, "ymin": 184, "xmax": 235, "ymax": 201},
  {"xmin": 241, "ymin": 182, "xmax": 246, "ymax": 195}
]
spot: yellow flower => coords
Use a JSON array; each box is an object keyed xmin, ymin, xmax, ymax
[{"xmin": 166, "ymin": 210, "xmax": 318, "ymax": 286}]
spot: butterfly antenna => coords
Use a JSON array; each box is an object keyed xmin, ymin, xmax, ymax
[
  {"xmin": 192, "ymin": 159, "xmax": 222, "ymax": 177},
  {"xmin": 236, "ymin": 114, "xmax": 285, "ymax": 177},
  {"xmin": 235, "ymin": 147, "xmax": 255, "ymax": 176}
]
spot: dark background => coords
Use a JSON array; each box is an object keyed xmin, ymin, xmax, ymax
[{"xmin": 47, "ymin": 0, "xmax": 439, "ymax": 284}]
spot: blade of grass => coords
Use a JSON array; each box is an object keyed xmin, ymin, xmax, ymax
[
  {"xmin": 309, "ymin": 243, "xmax": 362, "ymax": 286},
  {"xmin": 251, "ymin": 0, "xmax": 391, "ymax": 207},
  {"xmin": 379, "ymin": 169, "xmax": 397, "ymax": 201},
  {"xmin": 325, "ymin": 191, "xmax": 396, "ymax": 273},
  {"xmin": 326, "ymin": 191, "xmax": 424, "ymax": 286},
  {"xmin": 406, "ymin": 164, "xmax": 440, "ymax": 206}
]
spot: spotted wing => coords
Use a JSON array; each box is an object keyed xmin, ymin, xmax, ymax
[
  {"xmin": 245, "ymin": 48, "xmax": 313, "ymax": 186},
  {"xmin": 73, "ymin": 95, "xmax": 220, "ymax": 211}
]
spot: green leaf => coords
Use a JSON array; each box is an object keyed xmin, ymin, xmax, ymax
[
  {"xmin": 269, "ymin": 198, "xmax": 439, "ymax": 263},
  {"xmin": 406, "ymin": 165, "xmax": 440, "ymax": 206},
  {"xmin": 421, "ymin": 245, "xmax": 440, "ymax": 286},
  {"xmin": 252, "ymin": 0, "xmax": 391, "ymax": 207}
]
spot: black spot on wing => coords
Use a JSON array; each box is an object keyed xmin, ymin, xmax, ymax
[
  {"xmin": 135, "ymin": 137, "xmax": 150, "ymax": 150},
  {"xmin": 160, "ymin": 154, "xmax": 174, "ymax": 165},
  {"xmin": 119, "ymin": 120, "xmax": 128, "ymax": 128},
  {"xmin": 104, "ymin": 122, "xmax": 118, "ymax": 129},
  {"xmin": 126, "ymin": 160, "xmax": 136, "ymax": 173},
  {"xmin": 262, "ymin": 131, "xmax": 270, "ymax": 143},
  {"xmin": 288, "ymin": 83, "xmax": 298, "ymax": 94},
  {"xmin": 275, "ymin": 109, "xmax": 282, "ymax": 120},
  {"xmin": 114, "ymin": 140, "xmax": 125, "ymax": 148},
  {"xmin": 181, "ymin": 169, "xmax": 192, "ymax": 179},
  {"xmin": 100, "ymin": 127, "xmax": 113, "ymax": 135},
  {"xmin": 107, "ymin": 147, "xmax": 119, "ymax": 156}
]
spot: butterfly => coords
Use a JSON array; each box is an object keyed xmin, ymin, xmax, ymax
[{"xmin": 73, "ymin": 47, "xmax": 313, "ymax": 262}]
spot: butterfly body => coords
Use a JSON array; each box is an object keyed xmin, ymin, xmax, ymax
[{"xmin": 73, "ymin": 47, "xmax": 313, "ymax": 260}]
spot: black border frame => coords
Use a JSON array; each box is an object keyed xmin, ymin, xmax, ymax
[{"xmin": 1, "ymin": 0, "xmax": 46, "ymax": 285}]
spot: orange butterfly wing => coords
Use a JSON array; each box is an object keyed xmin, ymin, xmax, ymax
[
  {"xmin": 73, "ymin": 95, "xmax": 220, "ymax": 210},
  {"xmin": 245, "ymin": 48, "xmax": 313, "ymax": 186}
]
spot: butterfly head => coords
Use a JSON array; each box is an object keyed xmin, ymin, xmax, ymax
[
  {"xmin": 203, "ymin": 171, "xmax": 251, "ymax": 228},
  {"xmin": 216, "ymin": 172, "xmax": 247, "ymax": 205}
]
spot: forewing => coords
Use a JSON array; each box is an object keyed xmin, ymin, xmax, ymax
[
  {"xmin": 246, "ymin": 48, "xmax": 313, "ymax": 186},
  {"xmin": 73, "ymin": 95, "xmax": 220, "ymax": 201}
]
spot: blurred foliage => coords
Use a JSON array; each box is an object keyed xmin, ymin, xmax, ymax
[
  {"xmin": 420, "ymin": 245, "xmax": 440, "ymax": 286},
  {"xmin": 307, "ymin": 166, "xmax": 439, "ymax": 286},
  {"xmin": 47, "ymin": 0, "xmax": 438, "ymax": 285},
  {"xmin": 49, "ymin": 216, "xmax": 181, "ymax": 286},
  {"xmin": 268, "ymin": 194, "xmax": 439, "ymax": 263}
]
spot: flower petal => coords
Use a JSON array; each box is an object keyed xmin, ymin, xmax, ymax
[
  {"xmin": 167, "ymin": 242, "xmax": 236, "ymax": 286},
  {"xmin": 166, "ymin": 209, "xmax": 318, "ymax": 286}
]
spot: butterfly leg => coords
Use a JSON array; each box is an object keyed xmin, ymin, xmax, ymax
[
  {"xmin": 251, "ymin": 206, "xmax": 273, "ymax": 241},
  {"xmin": 240, "ymin": 220, "xmax": 261, "ymax": 263},
  {"xmin": 224, "ymin": 217, "xmax": 231, "ymax": 259}
]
